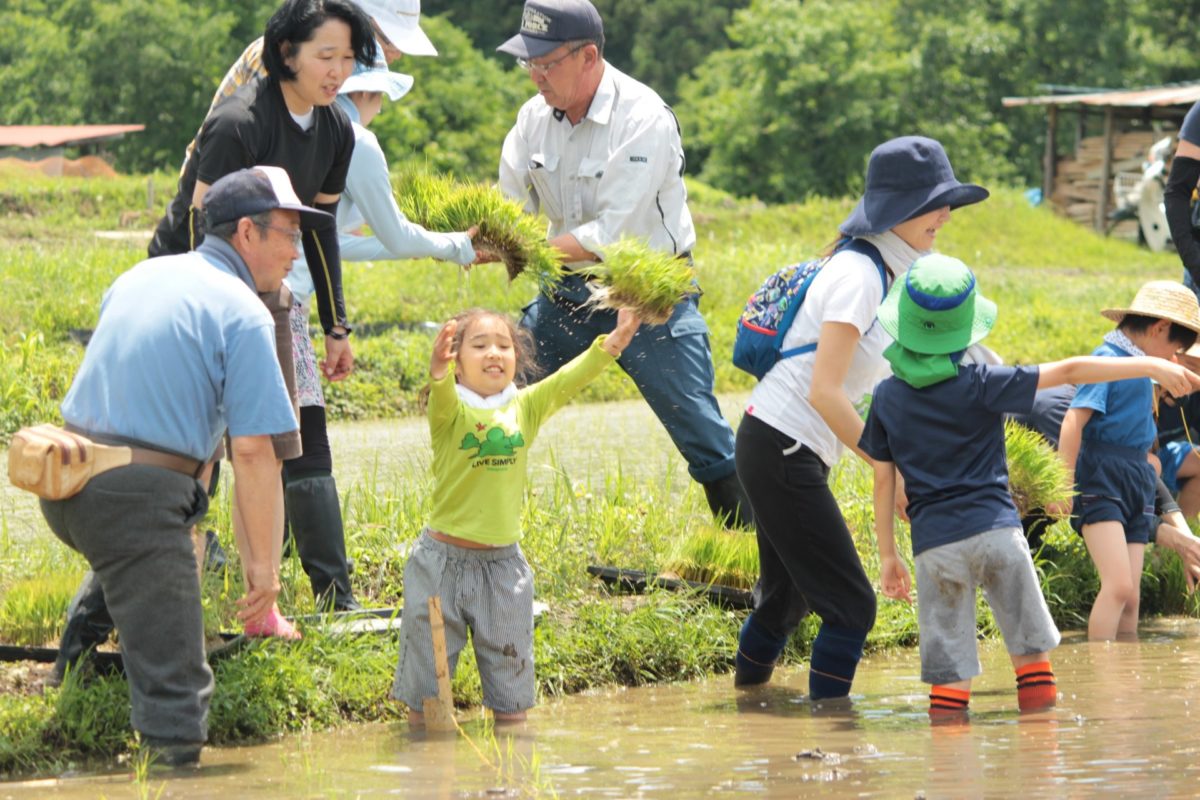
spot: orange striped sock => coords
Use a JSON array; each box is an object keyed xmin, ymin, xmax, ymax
[
  {"xmin": 929, "ymin": 686, "xmax": 970, "ymax": 718},
  {"xmin": 1016, "ymin": 661, "xmax": 1057, "ymax": 711}
]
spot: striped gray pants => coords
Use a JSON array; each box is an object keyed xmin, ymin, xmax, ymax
[{"xmin": 392, "ymin": 530, "xmax": 535, "ymax": 714}]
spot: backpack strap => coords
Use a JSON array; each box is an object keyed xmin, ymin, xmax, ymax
[{"xmin": 777, "ymin": 238, "xmax": 890, "ymax": 361}]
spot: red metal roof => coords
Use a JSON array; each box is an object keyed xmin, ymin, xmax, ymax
[
  {"xmin": 0, "ymin": 125, "xmax": 145, "ymax": 148},
  {"xmin": 1003, "ymin": 84, "xmax": 1200, "ymax": 109}
]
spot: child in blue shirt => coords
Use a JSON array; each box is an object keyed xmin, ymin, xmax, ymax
[
  {"xmin": 859, "ymin": 256, "xmax": 1200, "ymax": 719},
  {"xmin": 1057, "ymin": 281, "xmax": 1200, "ymax": 640}
]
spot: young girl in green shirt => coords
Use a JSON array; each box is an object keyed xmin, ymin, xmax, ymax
[{"xmin": 393, "ymin": 307, "xmax": 638, "ymax": 724}]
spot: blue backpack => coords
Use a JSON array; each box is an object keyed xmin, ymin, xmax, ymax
[{"xmin": 732, "ymin": 239, "xmax": 889, "ymax": 379}]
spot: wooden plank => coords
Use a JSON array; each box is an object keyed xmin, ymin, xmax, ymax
[
  {"xmin": 422, "ymin": 595, "xmax": 456, "ymax": 732},
  {"xmin": 1097, "ymin": 107, "xmax": 1115, "ymax": 231}
]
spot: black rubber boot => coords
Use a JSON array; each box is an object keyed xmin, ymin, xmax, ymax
[
  {"xmin": 285, "ymin": 475, "xmax": 360, "ymax": 611},
  {"xmin": 51, "ymin": 571, "xmax": 114, "ymax": 685},
  {"xmin": 702, "ymin": 472, "xmax": 755, "ymax": 530}
]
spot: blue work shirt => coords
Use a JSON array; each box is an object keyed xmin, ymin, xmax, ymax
[
  {"xmin": 1070, "ymin": 341, "xmax": 1156, "ymax": 451},
  {"xmin": 60, "ymin": 237, "xmax": 298, "ymax": 461},
  {"xmin": 859, "ymin": 364, "xmax": 1040, "ymax": 555}
]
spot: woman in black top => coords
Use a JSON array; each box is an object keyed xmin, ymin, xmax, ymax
[{"xmin": 151, "ymin": 0, "xmax": 374, "ymax": 376}]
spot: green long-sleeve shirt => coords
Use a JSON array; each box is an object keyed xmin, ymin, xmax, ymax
[{"xmin": 427, "ymin": 336, "xmax": 616, "ymax": 545}]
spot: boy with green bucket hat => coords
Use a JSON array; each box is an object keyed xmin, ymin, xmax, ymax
[
  {"xmin": 1055, "ymin": 280, "xmax": 1200, "ymax": 641},
  {"xmin": 858, "ymin": 255, "xmax": 1200, "ymax": 720}
]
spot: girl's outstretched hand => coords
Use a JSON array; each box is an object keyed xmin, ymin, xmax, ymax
[
  {"xmin": 430, "ymin": 319, "xmax": 457, "ymax": 380},
  {"xmin": 602, "ymin": 308, "xmax": 641, "ymax": 357}
]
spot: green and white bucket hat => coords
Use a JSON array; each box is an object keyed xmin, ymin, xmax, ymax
[{"xmin": 877, "ymin": 253, "xmax": 997, "ymax": 355}]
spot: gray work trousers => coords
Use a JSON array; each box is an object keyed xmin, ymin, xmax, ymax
[{"xmin": 40, "ymin": 464, "xmax": 213, "ymax": 744}]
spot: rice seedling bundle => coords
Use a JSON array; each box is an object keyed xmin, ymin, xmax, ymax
[
  {"xmin": 661, "ymin": 525, "xmax": 758, "ymax": 589},
  {"xmin": 394, "ymin": 168, "xmax": 563, "ymax": 293},
  {"xmin": 579, "ymin": 236, "xmax": 695, "ymax": 325},
  {"xmin": 0, "ymin": 572, "xmax": 84, "ymax": 646},
  {"xmin": 1004, "ymin": 420, "xmax": 1072, "ymax": 518}
]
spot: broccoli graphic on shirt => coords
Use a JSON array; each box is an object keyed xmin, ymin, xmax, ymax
[{"xmin": 460, "ymin": 426, "xmax": 525, "ymax": 458}]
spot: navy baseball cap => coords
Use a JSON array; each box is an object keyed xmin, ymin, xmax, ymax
[
  {"xmin": 497, "ymin": 0, "xmax": 604, "ymax": 60},
  {"xmin": 204, "ymin": 166, "xmax": 333, "ymax": 231}
]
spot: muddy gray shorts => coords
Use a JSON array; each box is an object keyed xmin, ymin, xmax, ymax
[
  {"xmin": 392, "ymin": 530, "xmax": 535, "ymax": 714},
  {"xmin": 915, "ymin": 526, "xmax": 1060, "ymax": 685}
]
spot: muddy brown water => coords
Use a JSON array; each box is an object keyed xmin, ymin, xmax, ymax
[{"xmin": 6, "ymin": 619, "xmax": 1200, "ymax": 797}]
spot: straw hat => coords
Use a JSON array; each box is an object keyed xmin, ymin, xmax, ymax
[{"xmin": 1100, "ymin": 281, "xmax": 1200, "ymax": 333}]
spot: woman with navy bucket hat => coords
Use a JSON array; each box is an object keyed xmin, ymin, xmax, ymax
[{"xmin": 733, "ymin": 136, "xmax": 989, "ymax": 698}]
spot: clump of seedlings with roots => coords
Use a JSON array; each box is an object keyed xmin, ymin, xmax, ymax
[
  {"xmin": 395, "ymin": 168, "xmax": 564, "ymax": 294},
  {"xmin": 579, "ymin": 236, "xmax": 695, "ymax": 325}
]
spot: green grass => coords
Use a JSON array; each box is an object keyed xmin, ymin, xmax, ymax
[
  {"xmin": 0, "ymin": 572, "xmax": 85, "ymax": 646},
  {"xmin": 0, "ymin": 169, "xmax": 1197, "ymax": 774}
]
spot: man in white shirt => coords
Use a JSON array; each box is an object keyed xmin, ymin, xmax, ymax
[{"xmin": 497, "ymin": 0, "xmax": 750, "ymax": 527}]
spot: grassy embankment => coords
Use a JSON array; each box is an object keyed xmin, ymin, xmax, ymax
[{"xmin": 0, "ymin": 167, "xmax": 1197, "ymax": 774}]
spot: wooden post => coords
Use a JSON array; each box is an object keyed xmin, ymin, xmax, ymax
[
  {"xmin": 1096, "ymin": 107, "xmax": 1115, "ymax": 232},
  {"xmin": 1043, "ymin": 105, "xmax": 1058, "ymax": 202},
  {"xmin": 422, "ymin": 595, "xmax": 457, "ymax": 731}
]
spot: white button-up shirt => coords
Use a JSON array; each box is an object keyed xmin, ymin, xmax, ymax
[{"xmin": 499, "ymin": 62, "xmax": 696, "ymax": 267}]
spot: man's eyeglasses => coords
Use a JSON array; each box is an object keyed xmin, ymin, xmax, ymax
[
  {"xmin": 258, "ymin": 223, "xmax": 303, "ymax": 247},
  {"xmin": 516, "ymin": 43, "xmax": 586, "ymax": 77}
]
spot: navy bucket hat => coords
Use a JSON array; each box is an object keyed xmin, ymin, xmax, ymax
[{"xmin": 839, "ymin": 136, "xmax": 989, "ymax": 237}]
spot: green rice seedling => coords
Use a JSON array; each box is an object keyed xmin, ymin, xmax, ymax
[
  {"xmin": 579, "ymin": 236, "xmax": 695, "ymax": 325},
  {"xmin": 0, "ymin": 571, "xmax": 84, "ymax": 646},
  {"xmin": 394, "ymin": 168, "xmax": 563, "ymax": 293},
  {"xmin": 660, "ymin": 524, "xmax": 758, "ymax": 589},
  {"xmin": 1004, "ymin": 420, "xmax": 1072, "ymax": 518}
]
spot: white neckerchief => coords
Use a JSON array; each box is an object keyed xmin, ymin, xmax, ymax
[
  {"xmin": 455, "ymin": 382, "xmax": 518, "ymax": 409},
  {"xmin": 861, "ymin": 229, "xmax": 926, "ymax": 279},
  {"xmin": 1104, "ymin": 329, "xmax": 1145, "ymax": 357}
]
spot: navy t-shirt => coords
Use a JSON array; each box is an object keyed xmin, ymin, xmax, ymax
[
  {"xmin": 859, "ymin": 364, "xmax": 1040, "ymax": 555},
  {"xmin": 1181, "ymin": 101, "xmax": 1200, "ymax": 147}
]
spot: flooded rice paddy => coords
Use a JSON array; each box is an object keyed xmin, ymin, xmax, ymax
[{"xmin": 6, "ymin": 618, "xmax": 1200, "ymax": 798}]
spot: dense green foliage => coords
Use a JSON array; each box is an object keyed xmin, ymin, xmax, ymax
[
  {"xmin": 7, "ymin": 0, "xmax": 1200, "ymax": 192},
  {"xmin": 679, "ymin": 0, "xmax": 1200, "ymax": 201}
]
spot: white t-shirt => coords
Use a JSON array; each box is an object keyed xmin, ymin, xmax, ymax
[{"xmin": 746, "ymin": 232, "xmax": 919, "ymax": 467}]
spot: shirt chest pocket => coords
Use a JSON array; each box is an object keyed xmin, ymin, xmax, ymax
[
  {"xmin": 527, "ymin": 152, "xmax": 563, "ymax": 222},
  {"xmin": 573, "ymin": 157, "xmax": 607, "ymax": 223}
]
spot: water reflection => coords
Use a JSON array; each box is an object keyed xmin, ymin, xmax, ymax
[{"xmin": 9, "ymin": 619, "xmax": 1200, "ymax": 797}]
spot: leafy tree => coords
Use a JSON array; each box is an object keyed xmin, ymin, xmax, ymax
[
  {"xmin": 371, "ymin": 15, "xmax": 530, "ymax": 181},
  {"xmin": 678, "ymin": 0, "xmax": 909, "ymax": 202},
  {"xmin": 0, "ymin": 0, "xmax": 251, "ymax": 172}
]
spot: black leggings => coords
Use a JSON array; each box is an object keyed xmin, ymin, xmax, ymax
[
  {"xmin": 734, "ymin": 413, "xmax": 877, "ymax": 638},
  {"xmin": 284, "ymin": 405, "xmax": 333, "ymax": 479}
]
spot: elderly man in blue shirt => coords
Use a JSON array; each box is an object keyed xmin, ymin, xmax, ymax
[{"xmin": 39, "ymin": 167, "xmax": 312, "ymax": 767}]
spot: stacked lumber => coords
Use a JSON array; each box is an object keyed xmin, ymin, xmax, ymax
[{"xmin": 1049, "ymin": 130, "xmax": 1158, "ymax": 231}]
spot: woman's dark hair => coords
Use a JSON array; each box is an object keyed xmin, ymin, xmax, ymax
[
  {"xmin": 263, "ymin": 0, "xmax": 376, "ymax": 81},
  {"xmin": 1119, "ymin": 313, "xmax": 1199, "ymax": 350}
]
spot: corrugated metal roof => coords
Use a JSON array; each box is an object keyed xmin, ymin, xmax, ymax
[
  {"xmin": 1003, "ymin": 84, "xmax": 1200, "ymax": 109},
  {"xmin": 0, "ymin": 125, "xmax": 145, "ymax": 148}
]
